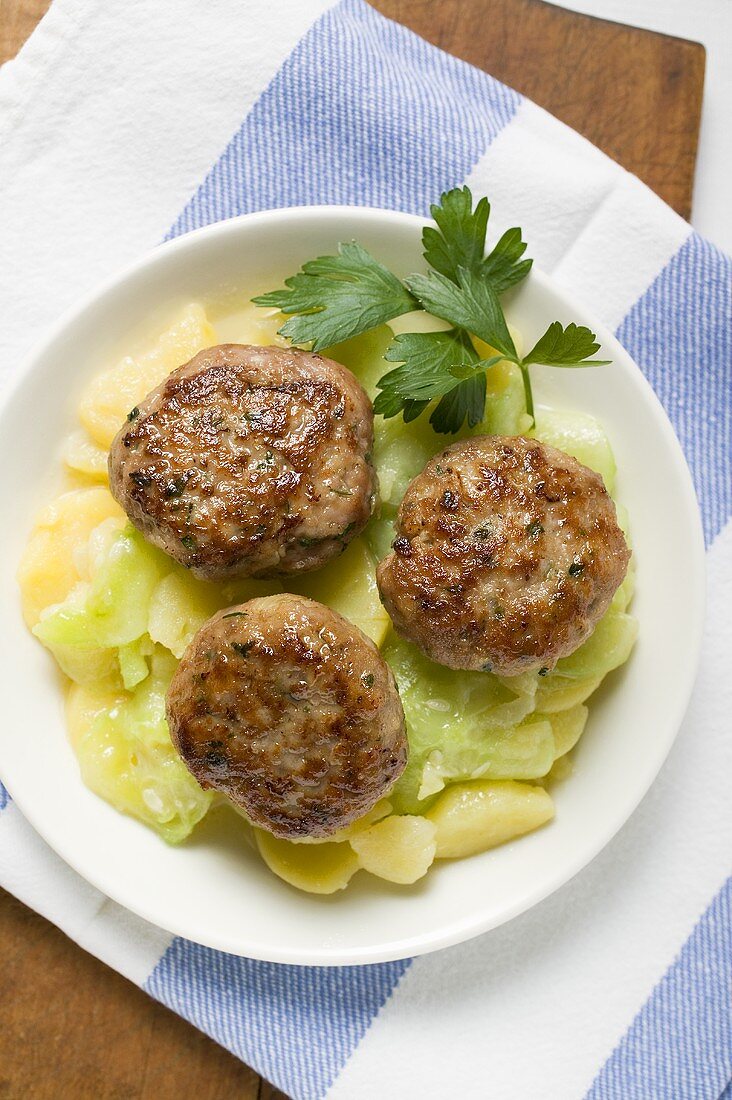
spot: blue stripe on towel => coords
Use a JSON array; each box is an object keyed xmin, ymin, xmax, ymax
[
  {"xmin": 145, "ymin": 941, "xmax": 410, "ymax": 1099},
  {"xmin": 84, "ymin": 2, "xmax": 732, "ymax": 1097},
  {"xmin": 585, "ymin": 875, "xmax": 732, "ymax": 1100},
  {"xmin": 1, "ymin": 0, "xmax": 516, "ymax": 1081},
  {"xmin": 616, "ymin": 233, "xmax": 732, "ymax": 546},
  {"xmin": 146, "ymin": 3, "xmax": 521, "ymax": 1095},
  {"xmin": 166, "ymin": 0, "xmax": 519, "ymax": 237},
  {"xmin": 587, "ymin": 235, "xmax": 732, "ymax": 1100}
]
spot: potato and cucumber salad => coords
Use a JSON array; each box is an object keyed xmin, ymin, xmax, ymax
[{"xmin": 19, "ymin": 297, "xmax": 636, "ymax": 894}]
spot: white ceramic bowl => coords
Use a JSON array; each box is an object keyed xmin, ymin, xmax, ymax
[{"xmin": 0, "ymin": 207, "xmax": 704, "ymax": 964}]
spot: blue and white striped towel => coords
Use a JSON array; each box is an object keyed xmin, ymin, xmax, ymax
[{"xmin": 1, "ymin": 1, "xmax": 731, "ymax": 1096}]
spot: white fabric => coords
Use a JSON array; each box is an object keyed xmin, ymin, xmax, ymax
[
  {"xmin": 0, "ymin": 0, "xmax": 334, "ymax": 1008},
  {"xmin": 466, "ymin": 99, "xmax": 691, "ymax": 327},
  {"xmin": 552, "ymin": 0, "xmax": 732, "ymax": 256},
  {"xmin": 0, "ymin": 3, "xmax": 729, "ymax": 1098},
  {"xmin": 330, "ymin": 524, "xmax": 731, "ymax": 1099},
  {"xmin": 0, "ymin": 0, "xmax": 335, "ymax": 379}
]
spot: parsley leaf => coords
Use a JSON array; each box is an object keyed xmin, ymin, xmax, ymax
[
  {"xmin": 400, "ymin": 398, "xmax": 431, "ymax": 423},
  {"xmin": 523, "ymin": 322, "xmax": 612, "ymax": 367},
  {"xmin": 405, "ymin": 268, "xmax": 518, "ymax": 361},
  {"xmin": 482, "ymin": 227, "xmax": 533, "ymax": 293},
  {"xmin": 250, "ymin": 187, "xmax": 607, "ymax": 434},
  {"xmin": 374, "ymin": 330, "xmax": 502, "ymax": 434},
  {"xmin": 430, "ymin": 372, "xmax": 487, "ymax": 434},
  {"xmin": 422, "ymin": 187, "xmax": 532, "ymax": 293},
  {"xmin": 252, "ymin": 241, "xmax": 417, "ymax": 351},
  {"xmin": 375, "ymin": 330, "xmax": 479, "ymax": 411},
  {"xmin": 422, "ymin": 187, "xmax": 490, "ymax": 282}
]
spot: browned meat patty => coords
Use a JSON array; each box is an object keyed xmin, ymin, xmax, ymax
[
  {"xmin": 377, "ymin": 435, "xmax": 630, "ymax": 676},
  {"xmin": 165, "ymin": 594, "xmax": 407, "ymax": 839},
  {"xmin": 108, "ymin": 344, "xmax": 376, "ymax": 579}
]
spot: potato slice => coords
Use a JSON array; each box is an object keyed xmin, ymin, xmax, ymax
[
  {"xmin": 290, "ymin": 799, "xmax": 393, "ymax": 845},
  {"xmin": 426, "ymin": 780, "xmax": 554, "ymax": 859},
  {"xmin": 349, "ymin": 815, "xmax": 436, "ymax": 884},
  {"xmin": 66, "ymin": 678, "xmax": 124, "ymax": 752},
  {"xmin": 548, "ymin": 703, "xmax": 589, "ymax": 759},
  {"xmin": 63, "ymin": 430, "xmax": 109, "ymax": 482},
  {"xmin": 51, "ymin": 644, "xmax": 119, "ymax": 685},
  {"xmin": 255, "ymin": 831, "xmax": 360, "ymax": 894},
  {"xmin": 18, "ymin": 487, "xmax": 124, "ymax": 628},
  {"xmin": 148, "ymin": 571, "xmax": 224, "ymax": 659},
  {"xmin": 79, "ymin": 303, "xmax": 216, "ymax": 448}
]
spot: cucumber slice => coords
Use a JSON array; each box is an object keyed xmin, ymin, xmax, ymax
[
  {"xmin": 554, "ymin": 609, "xmax": 638, "ymax": 680},
  {"xmin": 118, "ymin": 635, "xmax": 153, "ymax": 690},
  {"xmin": 148, "ymin": 569, "xmax": 224, "ymax": 659},
  {"xmin": 534, "ymin": 407, "xmax": 617, "ymax": 492},
  {"xmin": 364, "ymin": 515, "xmax": 395, "ymax": 562},
  {"xmin": 292, "ymin": 536, "xmax": 390, "ymax": 647},
  {"xmin": 383, "ymin": 636, "xmax": 552, "ymax": 814},
  {"xmin": 66, "ymin": 648, "xmax": 213, "ymax": 843},
  {"xmin": 474, "ymin": 360, "xmax": 529, "ymax": 437},
  {"xmin": 34, "ymin": 525, "xmax": 167, "ymax": 651},
  {"xmin": 535, "ymin": 673, "xmax": 602, "ymax": 713},
  {"xmin": 372, "ymin": 415, "xmax": 435, "ymax": 514},
  {"xmin": 323, "ymin": 325, "xmax": 394, "ymax": 400}
]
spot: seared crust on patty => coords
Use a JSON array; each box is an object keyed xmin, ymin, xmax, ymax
[
  {"xmin": 108, "ymin": 344, "xmax": 376, "ymax": 579},
  {"xmin": 165, "ymin": 594, "xmax": 407, "ymax": 839},
  {"xmin": 376, "ymin": 435, "xmax": 630, "ymax": 676}
]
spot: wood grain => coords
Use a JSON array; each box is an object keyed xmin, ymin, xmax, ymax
[
  {"xmin": 372, "ymin": 0, "xmax": 705, "ymax": 219},
  {"xmin": 0, "ymin": 0, "xmax": 705, "ymax": 1097},
  {"xmin": 0, "ymin": 0, "xmax": 49, "ymax": 63},
  {"xmin": 0, "ymin": 889, "xmax": 265, "ymax": 1099}
]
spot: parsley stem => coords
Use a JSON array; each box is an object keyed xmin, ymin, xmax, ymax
[{"xmin": 519, "ymin": 362, "xmax": 535, "ymax": 425}]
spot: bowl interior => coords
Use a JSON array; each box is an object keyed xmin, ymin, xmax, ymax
[{"xmin": 0, "ymin": 207, "xmax": 704, "ymax": 964}]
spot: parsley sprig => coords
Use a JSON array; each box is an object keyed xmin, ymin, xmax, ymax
[
  {"xmin": 253, "ymin": 188, "xmax": 609, "ymax": 433},
  {"xmin": 253, "ymin": 241, "xmax": 417, "ymax": 350}
]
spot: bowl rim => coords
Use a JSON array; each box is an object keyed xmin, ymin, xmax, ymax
[{"xmin": 0, "ymin": 204, "xmax": 706, "ymax": 964}]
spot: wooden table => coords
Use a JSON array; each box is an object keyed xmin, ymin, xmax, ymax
[{"xmin": 0, "ymin": 1, "xmax": 705, "ymax": 1096}]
